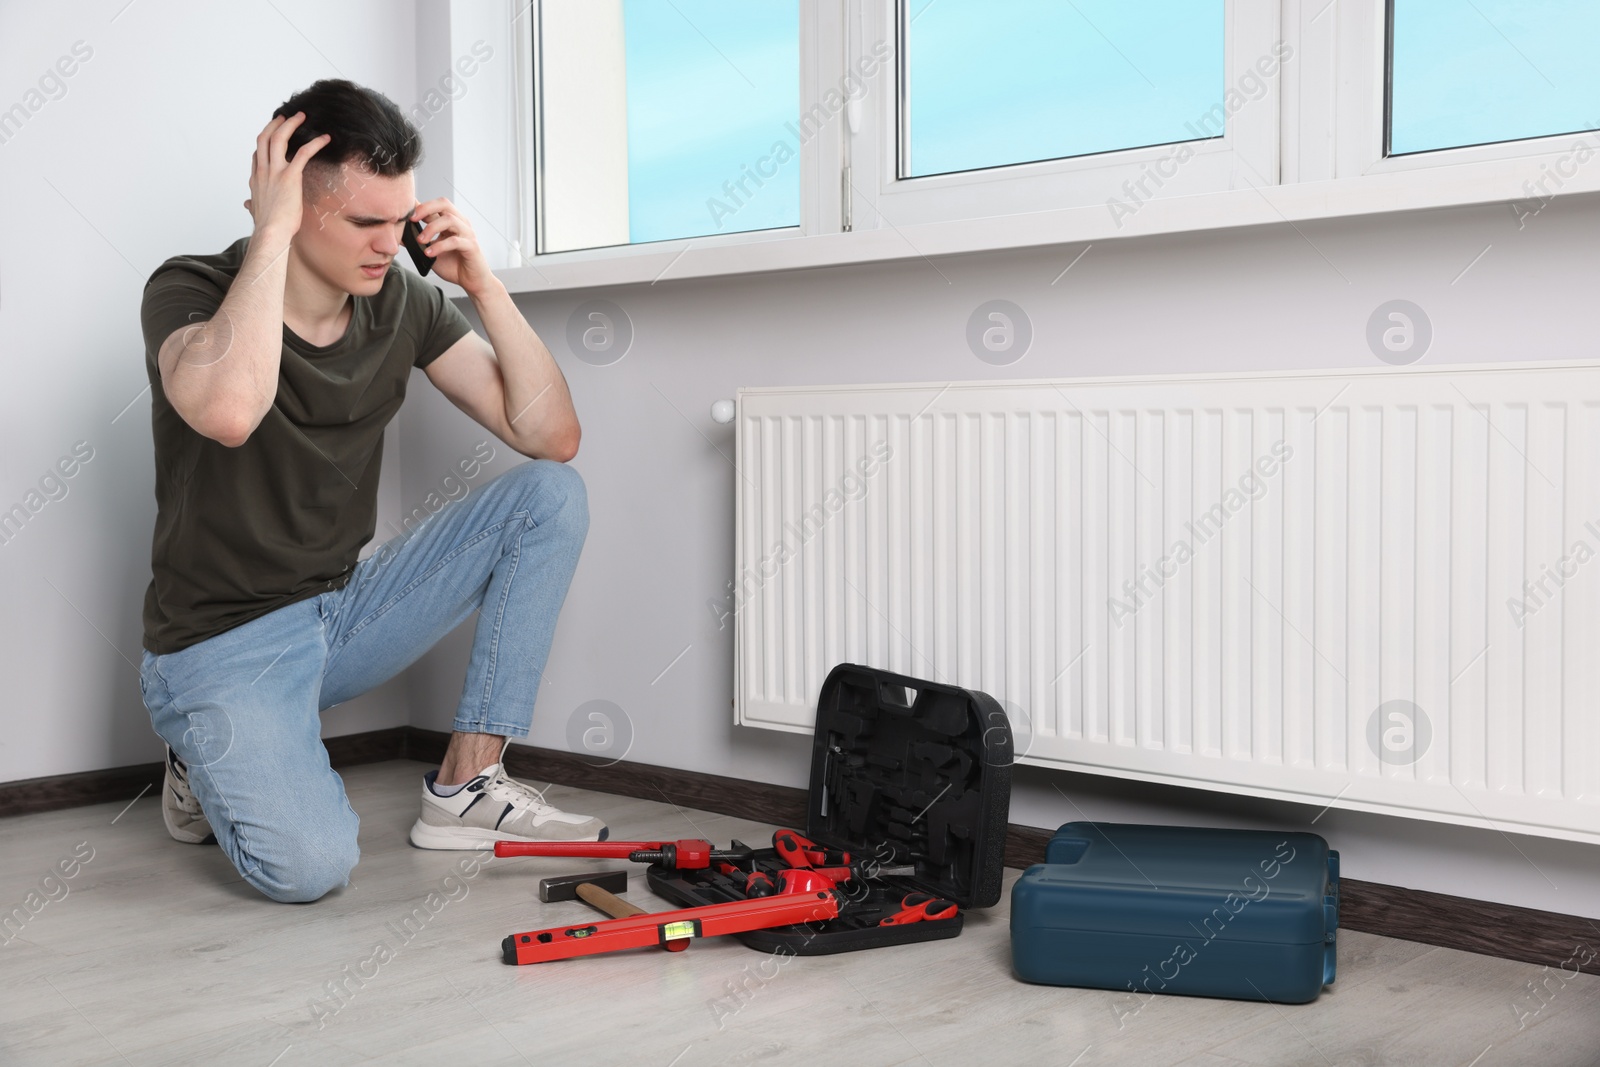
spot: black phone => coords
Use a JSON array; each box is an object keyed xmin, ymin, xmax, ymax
[{"xmin": 401, "ymin": 216, "xmax": 432, "ymax": 277}]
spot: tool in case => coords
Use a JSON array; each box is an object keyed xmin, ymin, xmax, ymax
[
  {"xmin": 647, "ymin": 663, "xmax": 1013, "ymax": 954},
  {"xmin": 1011, "ymin": 822, "xmax": 1339, "ymax": 1003},
  {"xmin": 496, "ymin": 830, "xmax": 882, "ymax": 963}
]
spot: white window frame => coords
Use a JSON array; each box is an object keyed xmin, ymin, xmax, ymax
[
  {"xmin": 845, "ymin": 0, "xmax": 1281, "ymax": 231},
  {"xmin": 507, "ymin": 0, "xmax": 840, "ymax": 266},
  {"xmin": 457, "ymin": 0, "xmax": 1600, "ymax": 298},
  {"xmin": 1278, "ymin": 0, "xmax": 1600, "ymax": 182}
]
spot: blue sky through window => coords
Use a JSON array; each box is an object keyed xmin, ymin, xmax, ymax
[
  {"xmin": 904, "ymin": 0, "xmax": 1224, "ymax": 177},
  {"xmin": 614, "ymin": 1, "xmax": 1232, "ymax": 242},
  {"xmin": 621, "ymin": 0, "xmax": 800, "ymax": 244},
  {"xmin": 1390, "ymin": 1, "xmax": 1600, "ymax": 154}
]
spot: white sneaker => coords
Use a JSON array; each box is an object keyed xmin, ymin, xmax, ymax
[
  {"xmin": 162, "ymin": 746, "xmax": 216, "ymax": 845},
  {"xmin": 408, "ymin": 748, "xmax": 608, "ymax": 850}
]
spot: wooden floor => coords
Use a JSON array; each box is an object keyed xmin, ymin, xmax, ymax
[{"xmin": 2, "ymin": 760, "xmax": 1596, "ymax": 1067}]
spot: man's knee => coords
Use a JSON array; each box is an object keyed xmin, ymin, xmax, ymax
[
  {"xmin": 516, "ymin": 459, "xmax": 588, "ymax": 537},
  {"xmin": 247, "ymin": 817, "xmax": 360, "ymax": 904}
]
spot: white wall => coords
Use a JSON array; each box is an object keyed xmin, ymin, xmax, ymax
[
  {"xmin": 0, "ymin": 0, "xmax": 425, "ymax": 782},
  {"xmin": 402, "ymin": 192, "xmax": 1600, "ymax": 920}
]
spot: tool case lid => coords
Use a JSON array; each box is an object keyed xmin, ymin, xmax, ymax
[
  {"xmin": 804, "ymin": 663, "xmax": 1013, "ymax": 909},
  {"xmin": 1023, "ymin": 822, "xmax": 1338, "ymax": 945}
]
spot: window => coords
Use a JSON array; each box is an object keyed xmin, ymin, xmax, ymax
[
  {"xmin": 534, "ymin": 0, "xmax": 800, "ymax": 253},
  {"xmin": 850, "ymin": 0, "xmax": 1274, "ymax": 231},
  {"xmin": 1388, "ymin": 0, "xmax": 1600, "ymax": 156},
  {"xmin": 473, "ymin": 1, "xmax": 1600, "ymax": 291},
  {"xmin": 901, "ymin": 0, "xmax": 1226, "ymax": 178}
]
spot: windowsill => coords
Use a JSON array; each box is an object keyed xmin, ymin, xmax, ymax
[{"xmin": 438, "ymin": 150, "xmax": 1600, "ymax": 300}]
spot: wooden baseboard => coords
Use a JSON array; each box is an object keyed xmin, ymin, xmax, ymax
[
  {"xmin": 1336, "ymin": 878, "xmax": 1600, "ymax": 976},
  {"xmin": 0, "ymin": 761, "xmax": 169, "ymax": 821},
  {"xmin": 323, "ymin": 726, "xmax": 412, "ymax": 767},
  {"xmin": 5, "ymin": 725, "xmax": 1595, "ymax": 975},
  {"xmin": 0, "ymin": 728, "xmax": 412, "ymax": 820}
]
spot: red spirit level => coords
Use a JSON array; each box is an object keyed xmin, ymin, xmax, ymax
[{"xmin": 502, "ymin": 869, "xmax": 844, "ymax": 964}]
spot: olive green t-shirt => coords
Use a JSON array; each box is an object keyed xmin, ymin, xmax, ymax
[{"xmin": 139, "ymin": 236, "xmax": 473, "ymax": 655}]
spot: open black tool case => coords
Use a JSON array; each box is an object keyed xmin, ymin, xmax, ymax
[{"xmin": 647, "ymin": 663, "xmax": 1013, "ymax": 954}]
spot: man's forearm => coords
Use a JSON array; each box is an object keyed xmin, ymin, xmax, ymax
[
  {"xmin": 164, "ymin": 229, "xmax": 292, "ymax": 443},
  {"xmin": 468, "ymin": 279, "xmax": 580, "ymax": 461}
]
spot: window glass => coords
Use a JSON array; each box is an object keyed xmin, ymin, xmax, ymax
[
  {"xmin": 902, "ymin": 0, "xmax": 1226, "ymax": 178},
  {"xmin": 1390, "ymin": 0, "xmax": 1600, "ymax": 155},
  {"xmin": 538, "ymin": 0, "xmax": 799, "ymax": 253}
]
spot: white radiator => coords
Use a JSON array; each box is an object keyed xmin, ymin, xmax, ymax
[{"xmin": 733, "ymin": 362, "xmax": 1600, "ymax": 846}]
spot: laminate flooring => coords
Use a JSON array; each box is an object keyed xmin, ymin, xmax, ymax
[{"xmin": 2, "ymin": 760, "xmax": 1596, "ymax": 1066}]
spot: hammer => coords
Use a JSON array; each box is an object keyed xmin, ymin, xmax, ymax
[{"xmin": 538, "ymin": 870, "xmax": 690, "ymax": 951}]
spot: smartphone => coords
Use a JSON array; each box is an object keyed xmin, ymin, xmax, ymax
[{"xmin": 402, "ymin": 216, "xmax": 433, "ymax": 277}]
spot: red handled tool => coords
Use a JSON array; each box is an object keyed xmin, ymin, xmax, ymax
[
  {"xmin": 743, "ymin": 871, "xmax": 779, "ymax": 897},
  {"xmin": 879, "ymin": 892, "xmax": 958, "ymax": 926},
  {"xmin": 773, "ymin": 829, "xmax": 851, "ymax": 868},
  {"xmin": 717, "ymin": 861, "xmax": 780, "ymax": 898},
  {"xmin": 494, "ymin": 838, "xmax": 754, "ymax": 871},
  {"xmin": 496, "ymin": 831, "xmax": 850, "ymax": 875},
  {"xmin": 772, "ymin": 830, "xmax": 895, "ymax": 886},
  {"xmin": 502, "ymin": 868, "xmax": 844, "ymax": 964}
]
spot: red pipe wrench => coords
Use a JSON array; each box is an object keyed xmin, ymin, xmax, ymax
[{"xmin": 494, "ymin": 837, "xmax": 751, "ymax": 871}]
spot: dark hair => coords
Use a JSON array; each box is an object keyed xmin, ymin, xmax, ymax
[{"xmin": 273, "ymin": 79, "xmax": 422, "ymax": 176}]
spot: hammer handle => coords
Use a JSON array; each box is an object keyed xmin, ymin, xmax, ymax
[
  {"xmin": 575, "ymin": 882, "xmax": 647, "ymax": 918},
  {"xmin": 574, "ymin": 883, "xmax": 689, "ymax": 951}
]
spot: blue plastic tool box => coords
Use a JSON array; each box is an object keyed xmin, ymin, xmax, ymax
[{"xmin": 1011, "ymin": 822, "xmax": 1339, "ymax": 1003}]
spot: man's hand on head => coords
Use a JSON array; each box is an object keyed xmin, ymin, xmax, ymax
[
  {"xmin": 409, "ymin": 198, "xmax": 496, "ymax": 297},
  {"xmin": 243, "ymin": 112, "xmax": 331, "ymax": 244}
]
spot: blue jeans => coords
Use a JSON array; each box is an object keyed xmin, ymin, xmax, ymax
[{"xmin": 137, "ymin": 460, "xmax": 589, "ymax": 903}]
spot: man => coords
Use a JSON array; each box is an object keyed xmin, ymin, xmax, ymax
[{"xmin": 137, "ymin": 79, "xmax": 605, "ymax": 904}]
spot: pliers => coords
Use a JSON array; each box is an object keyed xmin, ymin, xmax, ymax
[{"xmin": 878, "ymin": 892, "xmax": 959, "ymax": 926}]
